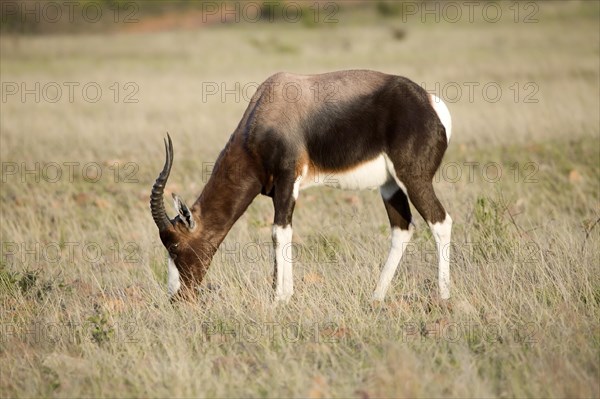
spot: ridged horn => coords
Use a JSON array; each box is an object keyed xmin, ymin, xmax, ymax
[{"xmin": 150, "ymin": 133, "xmax": 174, "ymax": 232}]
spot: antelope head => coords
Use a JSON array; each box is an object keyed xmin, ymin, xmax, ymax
[{"xmin": 150, "ymin": 134, "xmax": 216, "ymax": 300}]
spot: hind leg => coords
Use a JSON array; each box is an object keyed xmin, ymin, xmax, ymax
[
  {"xmin": 372, "ymin": 181, "xmax": 415, "ymax": 301},
  {"xmin": 404, "ymin": 180, "xmax": 452, "ymax": 300}
]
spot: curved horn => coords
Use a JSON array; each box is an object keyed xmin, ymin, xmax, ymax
[{"xmin": 150, "ymin": 133, "xmax": 174, "ymax": 232}]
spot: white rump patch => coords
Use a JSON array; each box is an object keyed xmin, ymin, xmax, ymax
[
  {"xmin": 167, "ymin": 256, "xmax": 181, "ymax": 297},
  {"xmin": 430, "ymin": 94, "xmax": 452, "ymax": 143}
]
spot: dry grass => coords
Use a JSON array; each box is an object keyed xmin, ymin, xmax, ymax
[{"xmin": 1, "ymin": 2, "xmax": 599, "ymax": 398}]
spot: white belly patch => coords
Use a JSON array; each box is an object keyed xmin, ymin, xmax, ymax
[{"xmin": 300, "ymin": 154, "xmax": 396, "ymax": 191}]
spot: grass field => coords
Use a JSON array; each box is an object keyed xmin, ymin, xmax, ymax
[{"xmin": 1, "ymin": 2, "xmax": 599, "ymax": 398}]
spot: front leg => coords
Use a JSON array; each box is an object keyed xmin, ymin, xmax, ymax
[
  {"xmin": 272, "ymin": 224, "xmax": 294, "ymax": 302},
  {"xmin": 271, "ymin": 171, "xmax": 301, "ymax": 303}
]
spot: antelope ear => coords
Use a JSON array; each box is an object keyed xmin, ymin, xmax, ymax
[{"xmin": 172, "ymin": 193, "xmax": 196, "ymax": 231}]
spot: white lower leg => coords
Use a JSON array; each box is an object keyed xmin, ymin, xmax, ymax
[
  {"xmin": 372, "ymin": 225, "xmax": 414, "ymax": 301},
  {"xmin": 273, "ymin": 225, "xmax": 294, "ymax": 302},
  {"xmin": 429, "ymin": 214, "xmax": 452, "ymax": 300}
]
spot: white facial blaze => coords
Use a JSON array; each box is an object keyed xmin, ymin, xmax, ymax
[
  {"xmin": 372, "ymin": 225, "xmax": 415, "ymax": 301},
  {"xmin": 167, "ymin": 256, "xmax": 181, "ymax": 297},
  {"xmin": 429, "ymin": 214, "xmax": 452, "ymax": 299},
  {"xmin": 273, "ymin": 225, "xmax": 294, "ymax": 302}
]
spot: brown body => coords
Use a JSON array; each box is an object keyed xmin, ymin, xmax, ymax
[{"xmin": 150, "ymin": 70, "xmax": 453, "ymax": 302}]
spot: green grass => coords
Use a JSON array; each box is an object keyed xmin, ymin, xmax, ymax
[{"xmin": 1, "ymin": 2, "xmax": 599, "ymax": 398}]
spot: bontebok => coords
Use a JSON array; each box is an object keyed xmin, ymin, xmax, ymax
[{"xmin": 149, "ymin": 70, "xmax": 453, "ymax": 302}]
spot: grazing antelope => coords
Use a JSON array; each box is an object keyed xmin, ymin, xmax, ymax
[{"xmin": 150, "ymin": 70, "xmax": 452, "ymax": 303}]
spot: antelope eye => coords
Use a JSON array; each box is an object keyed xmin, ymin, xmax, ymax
[{"xmin": 168, "ymin": 243, "xmax": 179, "ymax": 253}]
